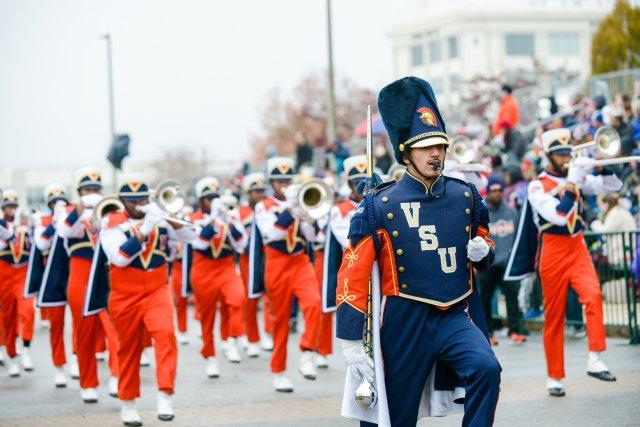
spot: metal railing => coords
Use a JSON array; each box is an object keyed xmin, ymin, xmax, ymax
[
  {"xmin": 588, "ymin": 68, "xmax": 640, "ymax": 102},
  {"xmin": 491, "ymin": 230, "xmax": 640, "ymax": 344}
]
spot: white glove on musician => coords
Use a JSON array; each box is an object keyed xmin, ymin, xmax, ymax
[
  {"xmin": 341, "ymin": 339, "xmax": 374, "ymax": 382},
  {"xmin": 53, "ymin": 200, "xmax": 68, "ymax": 222},
  {"xmin": 209, "ymin": 198, "xmax": 222, "ymax": 220},
  {"xmin": 138, "ymin": 203, "xmax": 164, "ymax": 236},
  {"xmin": 283, "ymin": 185, "xmax": 299, "ymax": 209},
  {"xmin": 0, "ymin": 222, "xmax": 12, "ymax": 241},
  {"xmin": 567, "ymin": 157, "xmax": 591, "ymax": 186},
  {"xmin": 467, "ymin": 236, "xmax": 490, "ymax": 262}
]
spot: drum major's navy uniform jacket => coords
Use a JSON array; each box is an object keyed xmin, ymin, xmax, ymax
[{"xmin": 336, "ymin": 172, "xmax": 495, "ymax": 340}]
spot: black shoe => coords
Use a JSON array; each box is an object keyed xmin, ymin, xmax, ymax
[
  {"xmin": 158, "ymin": 414, "xmax": 174, "ymax": 422},
  {"xmin": 548, "ymin": 387, "xmax": 565, "ymax": 397},
  {"xmin": 588, "ymin": 371, "xmax": 617, "ymax": 381},
  {"xmin": 123, "ymin": 421, "xmax": 142, "ymax": 427}
]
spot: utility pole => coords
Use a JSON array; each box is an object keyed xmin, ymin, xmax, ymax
[
  {"xmin": 321, "ymin": 0, "xmax": 337, "ymax": 172},
  {"xmin": 101, "ymin": 33, "xmax": 117, "ymax": 191}
]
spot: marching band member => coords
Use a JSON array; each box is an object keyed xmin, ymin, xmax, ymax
[
  {"xmin": 169, "ymin": 241, "xmax": 189, "ymax": 345},
  {"xmin": 505, "ymin": 128, "xmax": 621, "ymax": 397},
  {"xmin": 56, "ymin": 168, "xmax": 119, "ymax": 402},
  {"xmin": 238, "ymin": 172, "xmax": 272, "ymax": 356},
  {"xmin": 254, "ymin": 157, "xmax": 321, "ymax": 392},
  {"xmin": 317, "ymin": 156, "xmax": 367, "ymax": 369},
  {"xmin": 100, "ymin": 176, "xmax": 196, "ymax": 425},
  {"xmin": 337, "ymin": 77, "xmax": 500, "ymax": 426},
  {"xmin": 0, "ymin": 190, "xmax": 33, "ymax": 376},
  {"xmin": 188, "ymin": 178, "xmax": 247, "ymax": 378},
  {"xmin": 33, "ymin": 184, "xmax": 72, "ymax": 387}
]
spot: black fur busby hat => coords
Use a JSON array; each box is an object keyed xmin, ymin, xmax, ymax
[{"xmin": 378, "ymin": 77, "xmax": 449, "ymax": 163}]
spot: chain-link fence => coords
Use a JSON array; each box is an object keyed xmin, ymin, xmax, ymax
[{"xmin": 490, "ymin": 230, "xmax": 640, "ymax": 344}]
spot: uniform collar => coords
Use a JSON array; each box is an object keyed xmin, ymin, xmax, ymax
[{"xmin": 401, "ymin": 170, "xmax": 446, "ymax": 197}]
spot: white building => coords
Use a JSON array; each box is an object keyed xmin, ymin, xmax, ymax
[{"xmin": 389, "ymin": 0, "xmax": 614, "ymax": 109}]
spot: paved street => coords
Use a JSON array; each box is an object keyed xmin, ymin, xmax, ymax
[{"xmin": 1, "ymin": 308, "xmax": 639, "ymax": 426}]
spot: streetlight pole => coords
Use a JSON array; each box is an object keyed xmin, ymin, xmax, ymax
[
  {"xmin": 322, "ymin": 0, "xmax": 338, "ymax": 172},
  {"xmin": 101, "ymin": 33, "xmax": 117, "ymax": 191}
]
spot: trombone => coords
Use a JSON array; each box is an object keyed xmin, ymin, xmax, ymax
[
  {"xmin": 571, "ymin": 126, "xmax": 640, "ymax": 168},
  {"xmin": 448, "ymin": 136, "xmax": 492, "ymax": 173}
]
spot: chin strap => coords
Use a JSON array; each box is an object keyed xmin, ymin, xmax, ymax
[{"xmin": 405, "ymin": 156, "xmax": 445, "ymax": 184}]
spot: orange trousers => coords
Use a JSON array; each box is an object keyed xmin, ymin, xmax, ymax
[
  {"xmin": 109, "ymin": 265, "xmax": 176, "ymax": 400},
  {"xmin": 12, "ymin": 265, "xmax": 34, "ymax": 343},
  {"xmin": 68, "ymin": 257, "xmax": 119, "ymax": 388},
  {"xmin": 0, "ymin": 260, "xmax": 19, "ymax": 357},
  {"xmin": 264, "ymin": 248, "xmax": 320, "ymax": 373},
  {"xmin": 191, "ymin": 254, "xmax": 245, "ymax": 358},
  {"xmin": 313, "ymin": 251, "xmax": 332, "ymax": 357},
  {"xmin": 238, "ymin": 253, "xmax": 271, "ymax": 343},
  {"xmin": 41, "ymin": 306, "xmax": 67, "ymax": 367},
  {"xmin": 539, "ymin": 233, "xmax": 607, "ymax": 379},
  {"xmin": 170, "ymin": 261, "xmax": 188, "ymax": 333}
]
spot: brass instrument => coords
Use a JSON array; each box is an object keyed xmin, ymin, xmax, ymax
[
  {"xmin": 354, "ymin": 105, "xmax": 378, "ymax": 411},
  {"xmin": 448, "ymin": 136, "xmax": 492, "ymax": 173},
  {"xmin": 151, "ymin": 180, "xmax": 193, "ymax": 227},
  {"xmin": 219, "ymin": 190, "xmax": 239, "ymax": 215},
  {"xmin": 387, "ymin": 163, "xmax": 406, "ymax": 182},
  {"xmin": 571, "ymin": 126, "xmax": 640, "ymax": 167},
  {"xmin": 297, "ymin": 178, "xmax": 334, "ymax": 220},
  {"xmin": 92, "ymin": 196, "xmax": 125, "ymax": 228}
]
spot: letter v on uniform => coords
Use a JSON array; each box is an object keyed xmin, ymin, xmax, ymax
[{"xmin": 400, "ymin": 202, "xmax": 420, "ymax": 228}]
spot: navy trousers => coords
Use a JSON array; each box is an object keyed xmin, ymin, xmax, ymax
[{"xmin": 364, "ymin": 297, "xmax": 501, "ymax": 427}]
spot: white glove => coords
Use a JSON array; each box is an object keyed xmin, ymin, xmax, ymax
[
  {"xmin": 80, "ymin": 193, "xmax": 102, "ymax": 209},
  {"xmin": 341, "ymin": 340, "xmax": 374, "ymax": 382},
  {"xmin": 209, "ymin": 198, "xmax": 222, "ymax": 220},
  {"xmin": 0, "ymin": 222, "xmax": 12, "ymax": 241},
  {"xmin": 138, "ymin": 203, "xmax": 164, "ymax": 236},
  {"xmin": 467, "ymin": 236, "xmax": 490, "ymax": 262},
  {"xmin": 283, "ymin": 184, "xmax": 299, "ymax": 208},
  {"xmin": 53, "ymin": 200, "xmax": 68, "ymax": 221},
  {"xmin": 567, "ymin": 157, "xmax": 591, "ymax": 186}
]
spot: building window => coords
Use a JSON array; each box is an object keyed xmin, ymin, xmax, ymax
[
  {"xmin": 431, "ymin": 77, "xmax": 445, "ymax": 94},
  {"xmin": 549, "ymin": 33, "xmax": 579, "ymax": 56},
  {"xmin": 450, "ymin": 74, "xmax": 460, "ymax": 92},
  {"xmin": 505, "ymin": 33, "xmax": 534, "ymax": 56},
  {"xmin": 429, "ymin": 40, "xmax": 442, "ymax": 62},
  {"xmin": 448, "ymin": 36, "xmax": 458, "ymax": 59},
  {"xmin": 411, "ymin": 45, "xmax": 424, "ymax": 66}
]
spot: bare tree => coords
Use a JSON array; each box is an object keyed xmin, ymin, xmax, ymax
[{"xmin": 250, "ymin": 73, "xmax": 377, "ymax": 164}]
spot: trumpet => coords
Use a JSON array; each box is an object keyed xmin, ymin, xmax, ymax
[
  {"xmin": 571, "ymin": 126, "xmax": 640, "ymax": 168},
  {"xmin": 151, "ymin": 179, "xmax": 192, "ymax": 227},
  {"xmin": 448, "ymin": 136, "xmax": 492, "ymax": 173},
  {"xmin": 296, "ymin": 178, "xmax": 334, "ymax": 220}
]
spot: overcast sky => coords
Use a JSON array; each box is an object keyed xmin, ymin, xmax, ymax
[{"xmin": 0, "ymin": 0, "xmax": 401, "ymax": 170}]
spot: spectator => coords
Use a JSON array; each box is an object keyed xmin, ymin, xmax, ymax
[
  {"xmin": 373, "ymin": 141, "xmax": 393, "ymax": 173},
  {"xmin": 492, "ymin": 84, "xmax": 520, "ymax": 136},
  {"xmin": 591, "ymin": 193, "xmax": 637, "ymax": 267},
  {"xmin": 621, "ymin": 149, "xmax": 640, "ymax": 214},
  {"xmin": 477, "ymin": 176, "xmax": 526, "ymax": 346},
  {"xmin": 327, "ymin": 139, "xmax": 349, "ymax": 176},
  {"xmin": 295, "ymin": 137, "xmax": 313, "ymax": 169},
  {"xmin": 610, "ymin": 113, "xmax": 635, "ymax": 156},
  {"xmin": 632, "ymin": 103, "xmax": 640, "ymax": 145}
]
